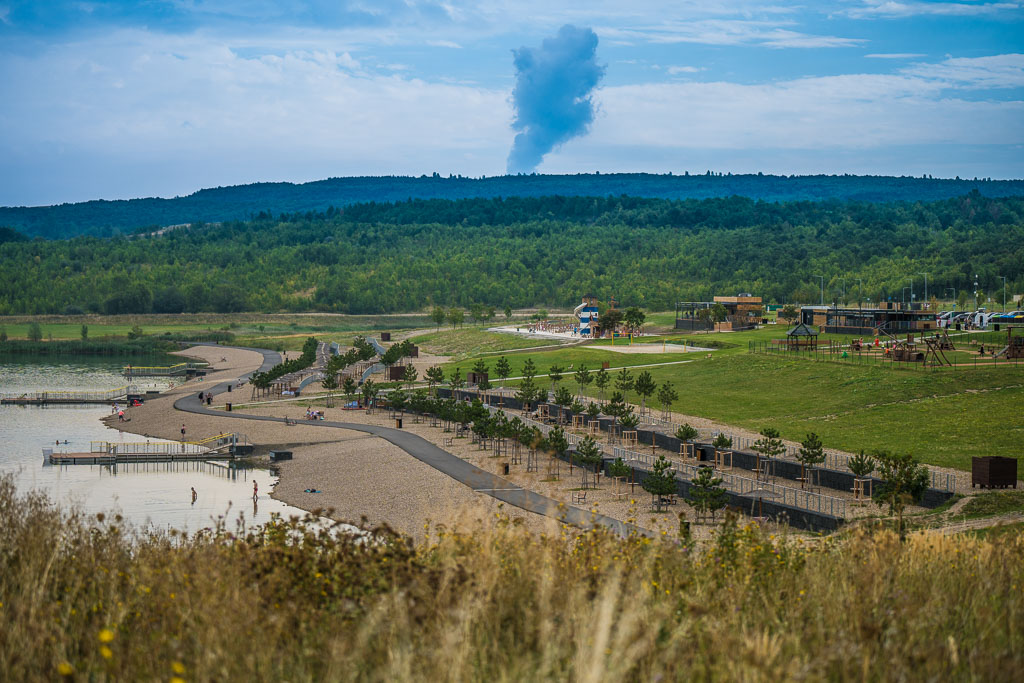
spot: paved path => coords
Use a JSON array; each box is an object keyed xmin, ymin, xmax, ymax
[{"xmin": 174, "ymin": 346, "xmax": 648, "ymax": 538}]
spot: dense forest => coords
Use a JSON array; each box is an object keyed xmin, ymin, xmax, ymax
[
  {"xmin": 0, "ymin": 193, "xmax": 1020, "ymax": 315},
  {"xmin": 3, "ymin": 173, "xmax": 1024, "ymax": 239}
]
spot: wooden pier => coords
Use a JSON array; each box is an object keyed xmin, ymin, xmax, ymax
[
  {"xmin": 123, "ymin": 362, "xmax": 208, "ymax": 378},
  {"xmin": 2, "ymin": 385, "xmax": 141, "ymax": 406},
  {"xmin": 43, "ymin": 433, "xmax": 247, "ymax": 466}
]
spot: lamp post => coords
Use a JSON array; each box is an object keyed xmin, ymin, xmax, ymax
[
  {"xmin": 918, "ymin": 272, "xmax": 928, "ymax": 307},
  {"xmin": 908, "ymin": 278, "xmax": 914, "ymax": 307},
  {"xmin": 974, "ymin": 274, "xmax": 979, "ymax": 311},
  {"xmin": 902, "ymin": 287, "xmax": 909, "ymax": 304},
  {"xmin": 816, "ymin": 275, "xmax": 824, "ymax": 306},
  {"xmin": 1000, "ymin": 276, "xmax": 1007, "ymax": 311}
]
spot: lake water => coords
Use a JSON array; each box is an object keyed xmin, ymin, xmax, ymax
[{"xmin": 0, "ymin": 355, "xmax": 308, "ymax": 532}]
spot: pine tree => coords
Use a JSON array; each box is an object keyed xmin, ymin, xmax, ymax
[
  {"xmin": 642, "ymin": 454, "xmax": 677, "ymax": 512},
  {"xmin": 689, "ymin": 466, "xmax": 727, "ymax": 522},
  {"xmin": 797, "ymin": 432, "xmax": 826, "ymax": 489}
]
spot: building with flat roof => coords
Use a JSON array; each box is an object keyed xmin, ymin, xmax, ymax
[
  {"xmin": 675, "ymin": 294, "xmax": 763, "ymax": 332},
  {"xmin": 800, "ymin": 302, "xmax": 936, "ymax": 335}
]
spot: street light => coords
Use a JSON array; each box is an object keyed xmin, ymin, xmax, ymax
[
  {"xmin": 1000, "ymin": 276, "xmax": 1007, "ymax": 311},
  {"xmin": 902, "ymin": 287, "xmax": 909, "ymax": 304},
  {"xmin": 918, "ymin": 272, "xmax": 928, "ymax": 306},
  {"xmin": 908, "ymin": 278, "xmax": 914, "ymax": 307}
]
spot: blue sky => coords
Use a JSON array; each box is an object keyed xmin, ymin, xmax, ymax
[{"xmin": 1, "ymin": 0, "xmax": 1022, "ymax": 205}]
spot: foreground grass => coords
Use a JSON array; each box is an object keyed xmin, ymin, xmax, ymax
[{"xmin": 2, "ymin": 477, "xmax": 1023, "ymax": 681}]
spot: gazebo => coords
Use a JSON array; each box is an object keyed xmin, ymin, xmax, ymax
[{"xmin": 784, "ymin": 322, "xmax": 819, "ymax": 350}]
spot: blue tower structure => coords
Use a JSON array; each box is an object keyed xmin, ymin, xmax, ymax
[{"xmin": 573, "ymin": 296, "xmax": 600, "ymax": 337}]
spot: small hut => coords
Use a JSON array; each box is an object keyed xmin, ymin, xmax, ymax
[{"xmin": 784, "ymin": 322, "xmax": 819, "ymax": 350}]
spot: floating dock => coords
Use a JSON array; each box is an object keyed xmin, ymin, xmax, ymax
[{"xmin": 44, "ymin": 433, "xmax": 247, "ymax": 466}]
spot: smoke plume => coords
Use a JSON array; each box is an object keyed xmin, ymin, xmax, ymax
[{"xmin": 506, "ymin": 25, "xmax": 604, "ymax": 174}]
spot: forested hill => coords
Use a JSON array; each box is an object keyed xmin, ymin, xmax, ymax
[
  {"xmin": 1, "ymin": 194, "xmax": 1020, "ymax": 316},
  {"xmin": 4, "ymin": 173, "xmax": 1024, "ymax": 239}
]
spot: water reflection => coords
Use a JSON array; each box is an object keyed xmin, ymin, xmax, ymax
[{"xmin": 1, "ymin": 355, "xmax": 308, "ymax": 531}]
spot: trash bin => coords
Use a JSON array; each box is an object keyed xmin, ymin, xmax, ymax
[
  {"xmin": 395, "ymin": 418, "xmax": 403, "ymax": 429},
  {"xmin": 226, "ymin": 402, "xmax": 232, "ymax": 412},
  {"xmin": 503, "ymin": 463, "xmax": 510, "ymax": 475}
]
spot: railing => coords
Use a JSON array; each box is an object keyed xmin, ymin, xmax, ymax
[
  {"xmin": 2, "ymin": 385, "xmax": 139, "ymax": 402},
  {"xmin": 612, "ymin": 445, "xmax": 847, "ymax": 518},
  {"xmin": 123, "ymin": 362, "xmax": 207, "ymax": 376},
  {"xmin": 90, "ymin": 441, "xmax": 209, "ymax": 455}
]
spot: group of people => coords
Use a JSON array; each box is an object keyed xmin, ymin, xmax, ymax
[{"xmin": 304, "ymin": 408, "xmax": 325, "ymax": 420}]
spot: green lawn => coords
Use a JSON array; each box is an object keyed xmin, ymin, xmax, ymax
[
  {"xmin": 959, "ymin": 491, "xmax": 1024, "ymax": 519},
  {"xmin": 439, "ymin": 338, "xmax": 1023, "ymax": 470},
  {"xmin": 408, "ymin": 327, "xmax": 569, "ymax": 358}
]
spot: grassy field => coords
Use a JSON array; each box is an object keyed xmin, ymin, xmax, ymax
[
  {"xmin": 407, "ymin": 327, "xmax": 571, "ymax": 358},
  {"xmin": 432, "ymin": 324, "xmax": 1023, "ymax": 469},
  {"xmin": 959, "ymin": 491, "xmax": 1024, "ymax": 519},
  {"xmin": 2, "ymin": 476, "xmax": 1022, "ymax": 681}
]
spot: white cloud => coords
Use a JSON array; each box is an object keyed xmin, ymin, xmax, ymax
[
  {"xmin": 846, "ymin": 1, "xmax": 1023, "ymax": 18},
  {"xmin": 0, "ymin": 30, "xmax": 510, "ymax": 202},
  {"xmin": 901, "ymin": 53, "xmax": 1024, "ymax": 89},
  {"xmin": 0, "ymin": 5, "xmax": 10, "ymax": 25},
  {"xmin": 666, "ymin": 65, "xmax": 703, "ymax": 74},
  {"xmin": 599, "ymin": 19, "xmax": 864, "ymax": 49},
  {"xmin": 427, "ymin": 39, "xmax": 462, "ymax": 48},
  {"xmin": 865, "ymin": 53, "xmax": 928, "ymax": 59}
]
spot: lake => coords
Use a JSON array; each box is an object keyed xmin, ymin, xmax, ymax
[{"xmin": 0, "ymin": 354, "xmax": 308, "ymax": 532}]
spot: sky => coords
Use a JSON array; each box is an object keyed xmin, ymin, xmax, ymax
[{"xmin": 0, "ymin": 0, "xmax": 1022, "ymax": 206}]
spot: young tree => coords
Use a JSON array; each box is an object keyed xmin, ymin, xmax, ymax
[
  {"xmin": 27, "ymin": 321, "xmax": 43, "ymax": 342},
  {"xmin": 448, "ymin": 368, "xmax": 465, "ymax": 395},
  {"xmin": 586, "ymin": 401, "xmax": 601, "ymax": 424},
  {"xmin": 574, "ymin": 436, "xmax": 603, "ymax": 489},
  {"xmin": 553, "ymin": 385, "xmax": 573, "ymax": 424},
  {"xmin": 642, "ymin": 454, "xmax": 678, "ymax": 512},
  {"xmin": 796, "ymin": 432, "xmax": 826, "ymax": 489},
  {"xmin": 778, "ymin": 304, "xmax": 800, "ymax": 324},
  {"xmin": 471, "ymin": 358, "xmax": 489, "ymax": 398},
  {"xmin": 689, "ymin": 466, "xmax": 727, "ymax": 523},
  {"xmin": 547, "ymin": 426, "xmax": 568, "ymax": 460},
  {"xmin": 431, "ymin": 306, "xmax": 446, "ymax": 330},
  {"xmin": 634, "ymin": 370, "xmax": 656, "ymax": 416},
  {"xmin": 495, "ymin": 355, "xmax": 512, "ymax": 395},
  {"xmin": 872, "ymin": 450, "xmax": 930, "ymax": 538},
  {"xmin": 504, "ymin": 305, "xmax": 513, "ymax": 320},
  {"xmin": 615, "ymin": 368, "xmax": 634, "ymax": 403},
  {"xmin": 655, "ymin": 383, "xmax": 678, "ymax": 420},
  {"xmin": 80, "ymin": 324, "xmax": 88, "ymax": 341},
  {"xmin": 710, "ymin": 302, "xmax": 728, "ymax": 330},
  {"xmin": 619, "ymin": 405, "xmax": 639, "ymax": 432},
  {"xmin": 752, "ymin": 427, "xmax": 785, "ymax": 481},
  {"xmin": 342, "ymin": 376, "xmax": 357, "ymax": 406},
  {"xmin": 446, "ymin": 307, "xmax": 464, "ymax": 329},
  {"xmin": 599, "ymin": 308, "xmax": 624, "ymax": 335},
  {"xmin": 402, "ymin": 364, "xmax": 418, "ymax": 391},
  {"xmin": 607, "ymin": 456, "xmax": 631, "ymax": 497},
  {"xmin": 573, "ymin": 364, "xmax": 592, "ymax": 399},
  {"xmin": 712, "ymin": 433, "xmax": 733, "ymax": 450},
  {"xmin": 321, "ymin": 372, "xmax": 338, "ymax": 407},
  {"xmin": 389, "ymin": 388, "xmax": 407, "ymax": 414},
  {"xmin": 478, "ymin": 373, "xmax": 493, "ymax": 404},
  {"xmin": 547, "ymin": 364, "xmax": 565, "ymax": 394},
  {"xmin": 521, "ymin": 358, "xmax": 537, "ymax": 381},
  {"xmin": 361, "ymin": 379, "xmax": 378, "ymax": 413},
  {"xmin": 623, "ymin": 307, "xmax": 646, "ymax": 335},
  {"xmin": 848, "ymin": 451, "xmax": 875, "ymax": 478},
  {"xmin": 425, "ymin": 365, "xmax": 445, "ymax": 396},
  {"xmin": 604, "ymin": 391, "xmax": 626, "ymax": 428},
  {"xmin": 594, "ymin": 366, "xmax": 610, "ymax": 404},
  {"xmin": 675, "ymin": 424, "xmax": 699, "ymax": 443}
]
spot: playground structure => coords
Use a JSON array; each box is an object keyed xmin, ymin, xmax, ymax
[
  {"xmin": 992, "ymin": 326, "xmax": 1024, "ymax": 359},
  {"xmin": 573, "ymin": 295, "xmax": 600, "ymax": 338}
]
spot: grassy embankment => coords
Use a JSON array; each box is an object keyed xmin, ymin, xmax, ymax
[
  {"xmin": 1, "ymin": 476, "xmax": 1021, "ymax": 681},
  {"xmin": 434, "ymin": 326, "xmax": 1023, "ymax": 470}
]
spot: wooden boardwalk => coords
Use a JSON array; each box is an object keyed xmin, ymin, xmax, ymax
[{"xmin": 48, "ymin": 452, "xmax": 234, "ymax": 465}]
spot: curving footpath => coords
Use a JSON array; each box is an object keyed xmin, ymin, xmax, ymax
[{"xmin": 174, "ymin": 346, "xmax": 647, "ymax": 538}]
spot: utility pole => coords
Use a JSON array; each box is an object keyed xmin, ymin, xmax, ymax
[
  {"xmin": 974, "ymin": 274, "xmax": 979, "ymax": 310},
  {"xmin": 918, "ymin": 272, "xmax": 928, "ymax": 306},
  {"xmin": 1000, "ymin": 276, "xmax": 1007, "ymax": 311},
  {"xmin": 908, "ymin": 278, "xmax": 914, "ymax": 307},
  {"xmin": 902, "ymin": 287, "xmax": 909, "ymax": 304}
]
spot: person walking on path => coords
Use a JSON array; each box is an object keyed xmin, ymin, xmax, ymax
[
  {"xmin": 253, "ymin": 481, "xmax": 258, "ymax": 502},
  {"xmin": 181, "ymin": 424, "xmax": 186, "ymax": 439},
  {"xmin": 191, "ymin": 487, "xmax": 197, "ymax": 504}
]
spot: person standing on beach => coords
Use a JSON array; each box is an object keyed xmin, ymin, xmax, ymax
[
  {"xmin": 191, "ymin": 487, "xmax": 197, "ymax": 504},
  {"xmin": 181, "ymin": 424, "xmax": 186, "ymax": 439},
  {"xmin": 253, "ymin": 481, "xmax": 258, "ymax": 501}
]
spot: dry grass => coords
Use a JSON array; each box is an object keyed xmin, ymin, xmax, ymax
[{"xmin": 1, "ymin": 474, "xmax": 1022, "ymax": 681}]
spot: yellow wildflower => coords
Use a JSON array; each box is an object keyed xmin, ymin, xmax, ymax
[
  {"xmin": 172, "ymin": 662, "xmax": 186, "ymax": 674},
  {"xmin": 57, "ymin": 662, "xmax": 74, "ymax": 676},
  {"xmin": 98, "ymin": 629, "xmax": 115, "ymax": 643},
  {"xmin": 100, "ymin": 646, "xmax": 113, "ymax": 660}
]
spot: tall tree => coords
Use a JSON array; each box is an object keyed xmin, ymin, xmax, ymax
[
  {"xmin": 797, "ymin": 432, "xmax": 826, "ymax": 489},
  {"xmin": 594, "ymin": 366, "xmax": 610, "ymax": 404},
  {"xmin": 623, "ymin": 307, "xmax": 646, "ymax": 335},
  {"xmin": 634, "ymin": 370, "xmax": 656, "ymax": 415},
  {"xmin": 655, "ymin": 383, "xmax": 678, "ymax": 420},
  {"xmin": 430, "ymin": 306, "xmax": 446, "ymax": 330},
  {"xmin": 573, "ymin": 364, "xmax": 592, "ymax": 399},
  {"xmin": 425, "ymin": 365, "xmax": 445, "ymax": 396},
  {"xmin": 614, "ymin": 368, "xmax": 634, "ymax": 403}
]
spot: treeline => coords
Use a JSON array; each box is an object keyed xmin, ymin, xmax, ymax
[
  {"xmin": 4, "ymin": 173, "xmax": 1024, "ymax": 239},
  {"xmin": 0, "ymin": 194, "xmax": 1021, "ymax": 315}
]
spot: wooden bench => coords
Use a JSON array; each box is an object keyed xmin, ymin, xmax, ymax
[{"xmin": 571, "ymin": 491, "xmax": 587, "ymax": 505}]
